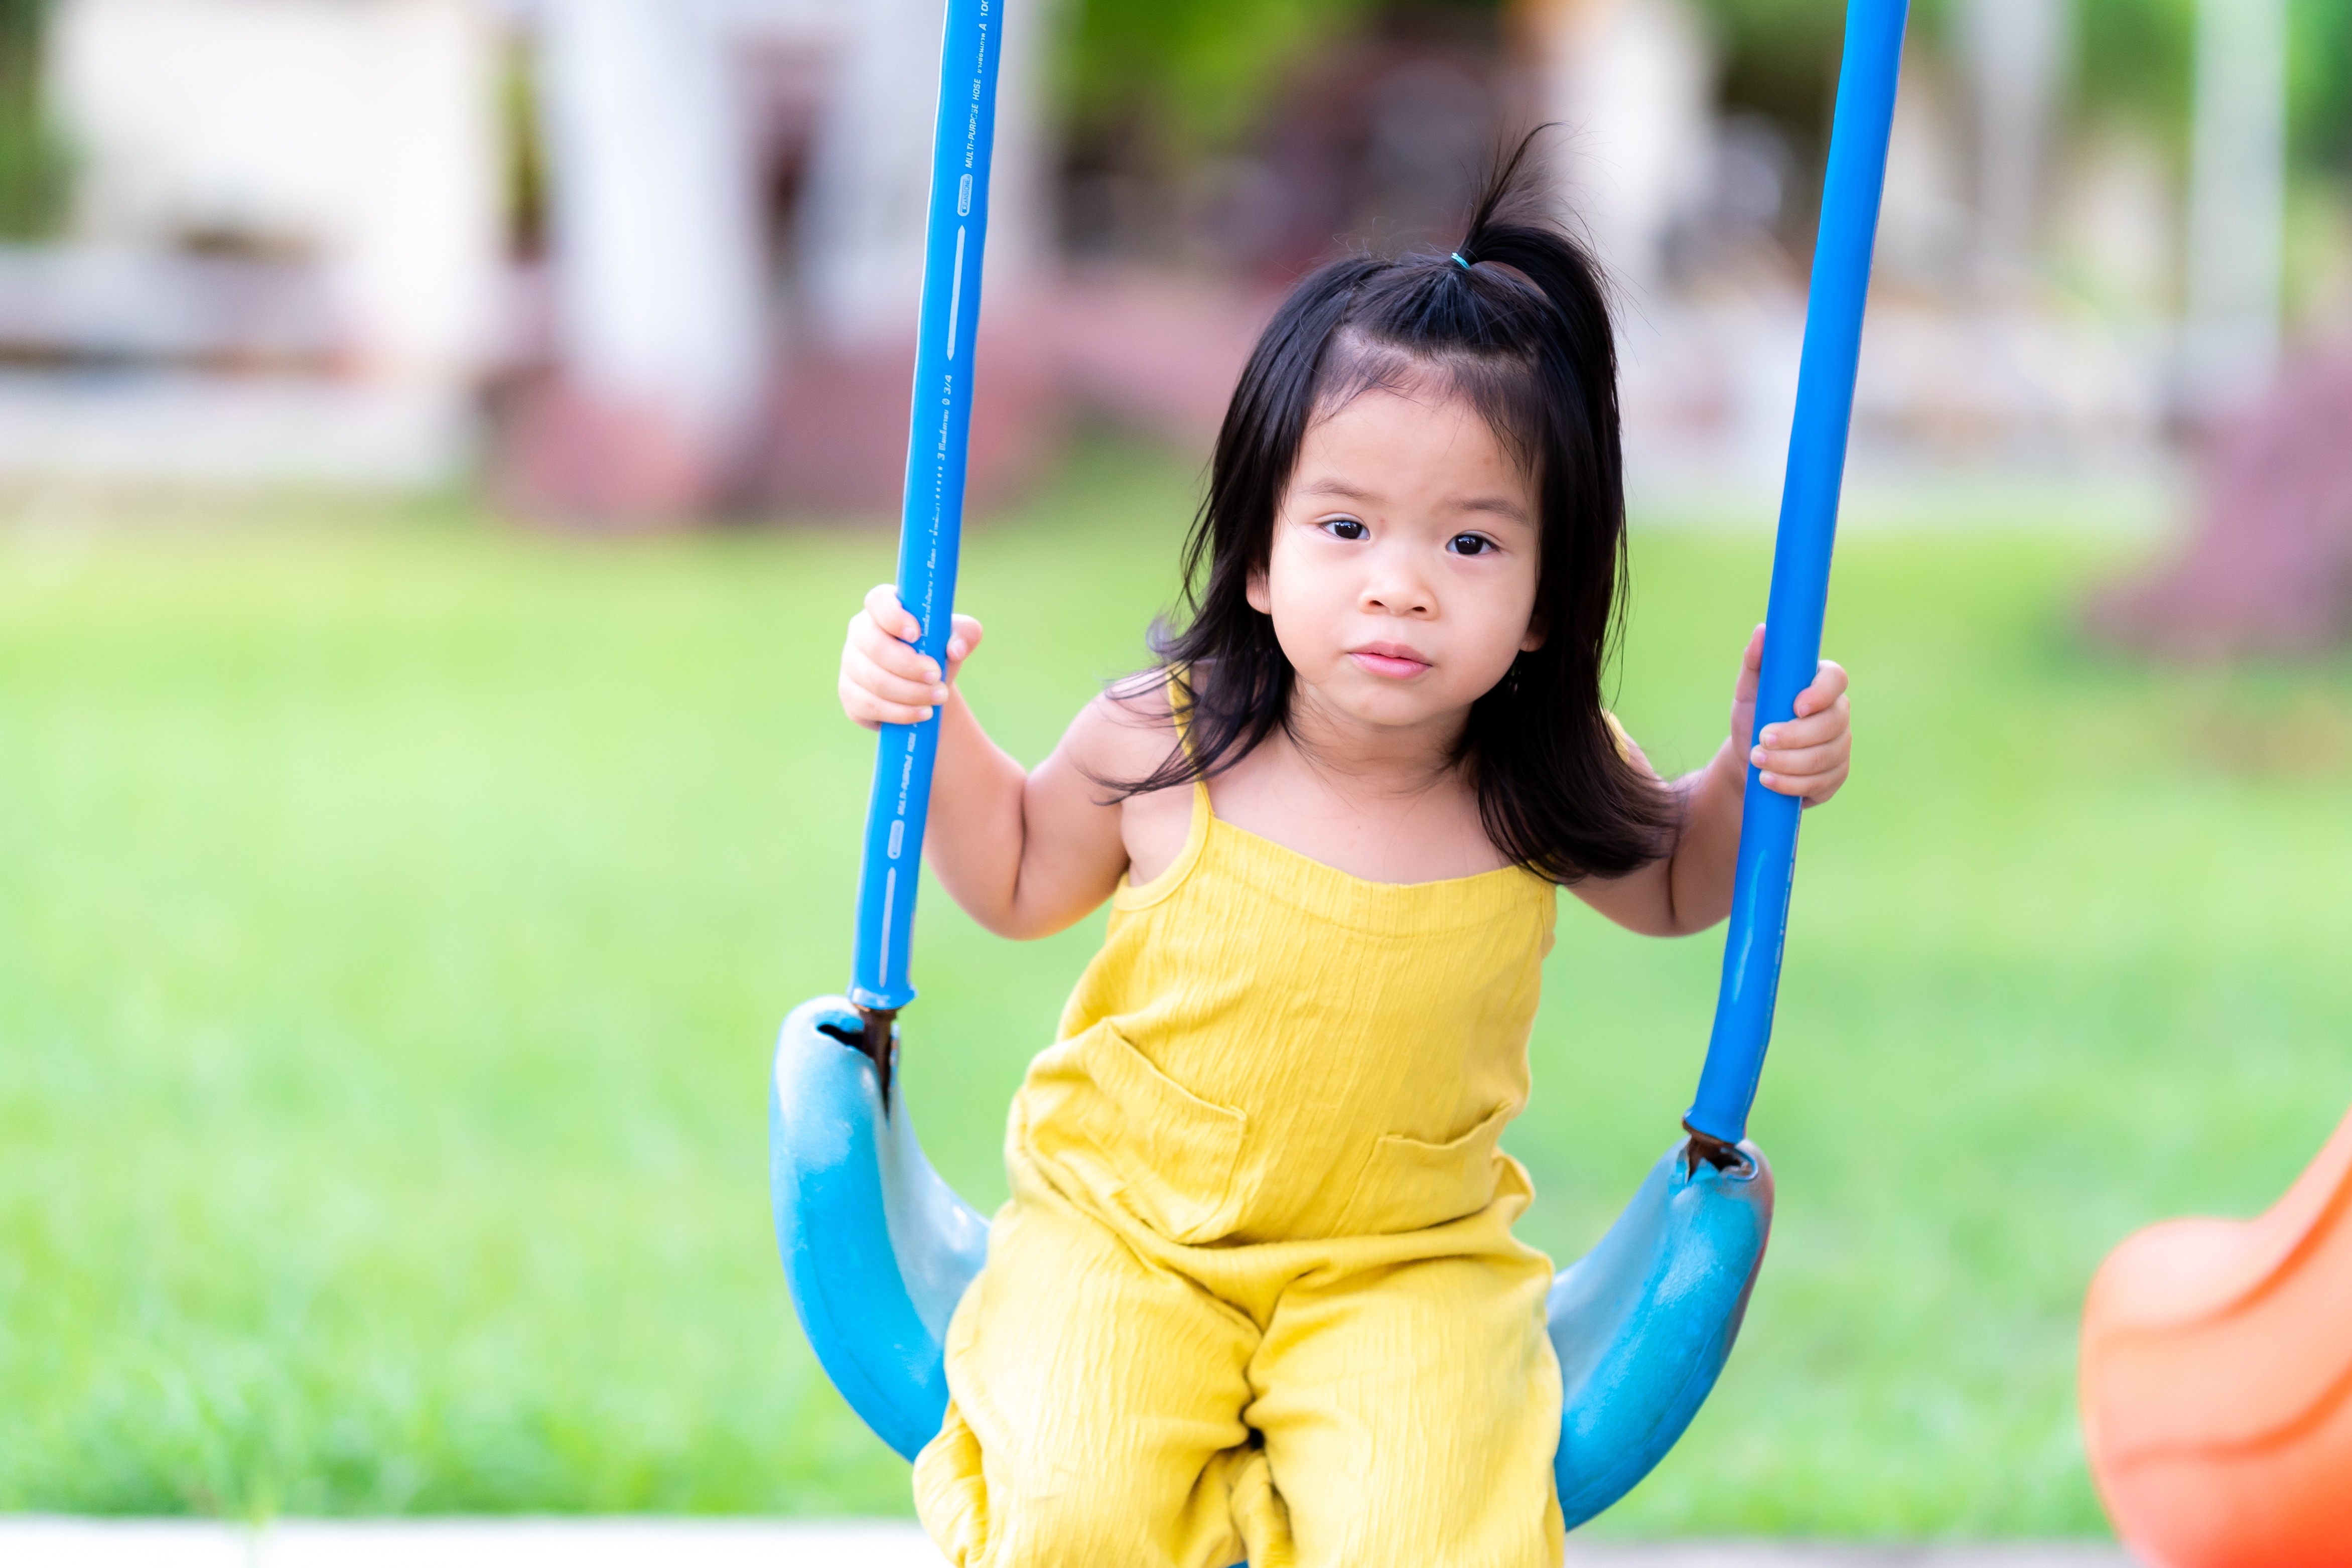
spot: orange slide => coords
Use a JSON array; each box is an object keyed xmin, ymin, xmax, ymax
[{"xmin": 2081, "ymin": 1104, "xmax": 2352, "ymax": 1567}]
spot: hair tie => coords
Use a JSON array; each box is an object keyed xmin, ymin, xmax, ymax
[{"xmin": 1450, "ymin": 251, "xmax": 1473, "ymax": 271}]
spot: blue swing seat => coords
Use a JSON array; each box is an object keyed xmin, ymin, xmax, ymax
[{"xmin": 770, "ymin": 995, "xmax": 1772, "ymax": 1527}]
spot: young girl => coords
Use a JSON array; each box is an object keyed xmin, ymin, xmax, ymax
[{"xmin": 837, "ymin": 149, "xmax": 1852, "ymax": 1568}]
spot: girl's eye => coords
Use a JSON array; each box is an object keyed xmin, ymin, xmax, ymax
[
  {"xmin": 1450, "ymin": 532, "xmax": 1496, "ymax": 556},
  {"xmin": 1326, "ymin": 518, "xmax": 1368, "ymax": 541}
]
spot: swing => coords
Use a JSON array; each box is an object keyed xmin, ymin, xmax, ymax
[{"xmin": 771, "ymin": 0, "xmax": 1909, "ymax": 1531}]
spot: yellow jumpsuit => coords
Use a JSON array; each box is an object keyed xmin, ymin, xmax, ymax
[{"xmin": 914, "ymin": 767, "xmax": 1564, "ymax": 1568}]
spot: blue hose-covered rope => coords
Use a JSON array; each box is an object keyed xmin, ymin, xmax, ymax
[
  {"xmin": 1685, "ymin": 0, "xmax": 1909, "ymax": 1147},
  {"xmin": 849, "ymin": 0, "xmax": 1005, "ymax": 1019}
]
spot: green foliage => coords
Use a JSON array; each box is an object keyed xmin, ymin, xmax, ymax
[
  {"xmin": 1054, "ymin": 0, "xmax": 2348, "ymax": 195},
  {"xmin": 2289, "ymin": 0, "xmax": 2352, "ymax": 171},
  {"xmin": 1056, "ymin": 0, "xmax": 1498, "ymax": 160},
  {"xmin": 2073, "ymin": 0, "xmax": 2197, "ymax": 145},
  {"xmin": 1690, "ymin": 0, "xmax": 2196, "ymax": 163},
  {"xmin": 1687, "ymin": 0, "xmax": 1850, "ymax": 157},
  {"xmin": 1059, "ymin": 0, "xmax": 1375, "ymax": 157},
  {"xmin": 2, "ymin": 452, "xmax": 2350, "ymax": 1527},
  {"xmin": 0, "ymin": 0, "xmax": 66, "ymax": 240},
  {"xmin": 2074, "ymin": 0, "xmax": 2349, "ymax": 174}
]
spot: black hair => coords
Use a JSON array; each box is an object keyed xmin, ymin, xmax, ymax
[{"xmin": 1116, "ymin": 131, "xmax": 1677, "ymax": 883}]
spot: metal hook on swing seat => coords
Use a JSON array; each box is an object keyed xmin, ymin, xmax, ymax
[{"xmin": 817, "ymin": 1006, "xmax": 900, "ymax": 1106}]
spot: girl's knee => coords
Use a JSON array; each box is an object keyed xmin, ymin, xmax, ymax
[
  {"xmin": 917, "ymin": 1405, "xmax": 1239, "ymax": 1568},
  {"xmin": 977, "ymin": 1490, "xmax": 1155, "ymax": 1568},
  {"xmin": 1288, "ymin": 1487, "xmax": 1560, "ymax": 1568},
  {"xmin": 1264, "ymin": 1431, "xmax": 1561, "ymax": 1568},
  {"xmin": 937, "ymin": 1476, "xmax": 1229, "ymax": 1568},
  {"xmin": 912, "ymin": 1407, "xmax": 990, "ymax": 1565}
]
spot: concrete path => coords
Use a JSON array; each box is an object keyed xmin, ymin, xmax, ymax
[{"xmin": 2, "ymin": 1519, "xmax": 2141, "ymax": 1567}]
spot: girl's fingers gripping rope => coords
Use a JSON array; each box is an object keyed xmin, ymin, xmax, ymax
[
  {"xmin": 1752, "ymin": 660, "xmax": 1852, "ymax": 805},
  {"xmin": 942, "ymin": 613, "xmax": 985, "ymax": 682},
  {"xmin": 864, "ymin": 580, "xmax": 921, "ymax": 636},
  {"xmin": 1755, "ymin": 662, "xmax": 1849, "ymax": 751},
  {"xmin": 842, "ymin": 645, "xmax": 945, "ymax": 727},
  {"xmin": 840, "ymin": 583, "xmax": 951, "ymax": 730},
  {"xmin": 860, "ymin": 584, "xmax": 937, "ymax": 677},
  {"xmin": 850, "ymin": 609, "xmax": 945, "ymax": 691},
  {"xmin": 1733, "ymin": 624, "xmax": 1765, "ymax": 701},
  {"xmin": 1791, "ymin": 658, "xmax": 1849, "ymax": 717}
]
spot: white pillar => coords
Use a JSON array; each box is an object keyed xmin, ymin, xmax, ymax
[
  {"xmin": 537, "ymin": 0, "xmax": 767, "ymax": 442},
  {"xmin": 49, "ymin": 0, "xmax": 503, "ymax": 381},
  {"xmin": 1531, "ymin": 0, "xmax": 1713, "ymax": 295},
  {"xmin": 2182, "ymin": 0, "xmax": 2288, "ymax": 413},
  {"xmin": 795, "ymin": 0, "xmax": 1049, "ymax": 353},
  {"xmin": 338, "ymin": 0, "xmax": 503, "ymax": 380},
  {"xmin": 1956, "ymin": 0, "xmax": 2068, "ymax": 290}
]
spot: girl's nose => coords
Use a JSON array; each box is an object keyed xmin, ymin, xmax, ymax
[
  {"xmin": 1362, "ymin": 573, "xmax": 1435, "ymax": 616},
  {"xmin": 1359, "ymin": 545, "xmax": 1436, "ymax": 616}
]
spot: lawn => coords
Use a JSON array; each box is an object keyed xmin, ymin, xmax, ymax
[{"xmin": 2, "ymin": 442, "xmax": 2348, "ymax": 1533}]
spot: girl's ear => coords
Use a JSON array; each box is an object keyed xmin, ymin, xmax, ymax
[
  {"xmin": 1246, "ymin": 565, "xmax": 1273, "ymax": 615},
  {"xmin": 1520, "ymin": 610, "xmax": 1547, "ymax": 653}
]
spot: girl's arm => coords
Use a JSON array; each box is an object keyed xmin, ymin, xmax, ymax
[
  {"xmin": 838, "ymin": 585, "xmax": 1148, "ymax": 940},
  {"xmin": 1574, "ymin": 625, "xmax": 1850, "ymax": 938}
]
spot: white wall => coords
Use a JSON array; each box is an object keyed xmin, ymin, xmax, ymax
[
  {"xmin": 532, "ymin": 0, "xmax": 774, "ymax": 439},
  {"xmin": 49, "ymin": 0, "xmax": 504, "ymax": 378},
  {"xmin": 518, "ymin": 0, "xmax": 1050, "ymax": 446},
  {"xmin": 1527, "ymin": 0, "xmax": 1714, "ymax": 296},
  {"xmin": 2183, "ymin": 0, "xmax": 2288, "ymax": 412},
  {"xmin": 1956, "ymin": 0, "xmax": 2069, "ymax": 290},
  {"xmin": 792, "ymin": 0, "xmax": 1051, "ymax": 351}
]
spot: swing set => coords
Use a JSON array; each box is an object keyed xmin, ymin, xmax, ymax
[{"xmin": 771, "ymin": 0, "xmax": 1911, "ymax": 1531}]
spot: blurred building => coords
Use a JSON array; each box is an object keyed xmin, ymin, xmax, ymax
[
  {"xmin": 1957, "ymin": 0, "xmax": 2068, "ymax": 293},
  {"xmin": 0, "ymin": 0, "xmax": 2330, "ymax": 539},
  {"xmin": 2181, "ymin": 0, "xmax": 2289, "ymax": 414},
  {"xmin": 0, "ymin": 0, "xmax": 1056, "ymax": 515},
  {"xmin": 1525, "ymin": 0, "xmax": 2181, "ymax": 511},
  {"xmin": 496, "ymin": 0, "xmax": 1056, "ymax": 521},
  {"xmin": 5, "ymin": 0, "xmax": 501, "ymax": 483},
  {"xmin": 1520, "ymin": 0, "xmax": 1713, "ymax": 295}
]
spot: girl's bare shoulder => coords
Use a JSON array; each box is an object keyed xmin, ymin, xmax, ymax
[{"xmin": 1057, "ymin": 667, "xmax": 1185, "ymax": 783}]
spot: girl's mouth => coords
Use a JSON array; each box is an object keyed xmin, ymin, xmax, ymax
[{"xmin": 1349, "ymin": 645, "xmax": 1431, "ymax": 679}]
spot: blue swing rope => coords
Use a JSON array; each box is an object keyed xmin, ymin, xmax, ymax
[
  {"xmin": 847, "ymin": 0, "xmax": 1004, "ymax": 1071},
  {"xmin": 1685, "ymin": 0, "xmax": 1908, "ymax": 1152}
]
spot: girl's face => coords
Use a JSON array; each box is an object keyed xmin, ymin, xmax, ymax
[{"xmin": 1249, "ymin": 382, "xmax": 1544, "ymax": 740}]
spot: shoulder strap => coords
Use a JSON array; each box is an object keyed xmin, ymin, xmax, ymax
[
  {"xmin": 1167, "ymin": 663, "xmax": 1199, "ymax": 761},
  {"xmin": 1165, "ymin": 664, "xmax": 1212, "ymax": 810},
  {"xmin": 1601, "ymin": 708, "xmax": 1633, "ymax": 763}
]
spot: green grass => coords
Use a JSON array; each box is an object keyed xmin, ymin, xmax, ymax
[{"xmin": 2, "ymin": 444, "xmax": 2348, "ymax": 1532}]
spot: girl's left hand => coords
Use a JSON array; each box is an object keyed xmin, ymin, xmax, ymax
[{"xmin": 1727, "ymin": 623, "xmax": 1851, "ymax": 807}]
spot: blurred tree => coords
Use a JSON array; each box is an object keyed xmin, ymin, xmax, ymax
[
  {"xmin": 2287, "ymin": 0, "xmax": 2350, "ymax": 173},
  {"xmin": 501, "ymin": 37, "xmax": 548, "ymax": 260},
  {"xmin": 1685, "ymin": 0, "xmax": 1847, "ymax": 170},
  {"xmin": 0, "ymin": 0, "xmax": 66, "ymax": 239},
  {"xmin": 1060, "ymin": 0, "xmax": 1856, "ymax": 171},
  {"xmin": 1055, "ymin": 0, "xmax": 2344, "ymax": 259},
  {"xmin": 1693, "ymin": 0, "xmax": 2343, "ymax": 181},
  {"xmin": 1058, "ymin": 0, "xmax": 1494, "ymax": 161},
  {"xmin": 1063, "ymin": 0, "xmax": 1372, "ymax": 158},
  {"xmin": 2074, "ymin": 0, "xmax": 2345, "ymax": 178},
  {"xmin": 2074, "ymin": 0, "xmax": 2194, "ymax": 145}
]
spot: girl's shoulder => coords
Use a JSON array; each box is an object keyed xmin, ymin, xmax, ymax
[
  {"xmin": 1103, "ymin": 664, "xmax": 1181, "ymax": 721},
  {"xmin": 1060, "ymin": 666, "xmax": 1185, "ymax": 791}
]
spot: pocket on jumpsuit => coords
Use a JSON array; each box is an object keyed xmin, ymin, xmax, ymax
[
  {"xmin": 1077, "ymin": 1021, "xmax": 1247, "ymax": 1244},
  {"xmin": 1337, "ymin": 1101, "xmax": 1514, "ymax": 1234}
]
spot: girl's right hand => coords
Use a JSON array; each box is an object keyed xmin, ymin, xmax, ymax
[{"xmin": 838, "ymin": 583, "xmax": 984, "ymax": 730}]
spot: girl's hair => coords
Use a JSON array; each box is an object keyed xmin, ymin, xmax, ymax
[{"xmin": 1118, "ymin": 131, "xmax": 1677, "ymax": 883}]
